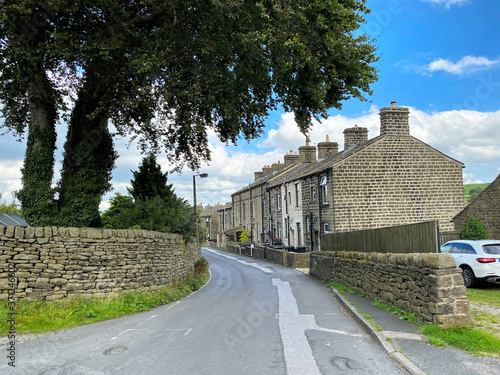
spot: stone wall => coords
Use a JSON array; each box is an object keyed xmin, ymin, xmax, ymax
[
  {"xmin": 311, "ymin": 251, "xmax": 473, "ymax": 329},
  {"xmin": 0, "ymin": 225, "xmax": 201, "ymax": 300},
  {"xmin": 225, "ymin": 245, "xmax": 310, "ymax": 268}
]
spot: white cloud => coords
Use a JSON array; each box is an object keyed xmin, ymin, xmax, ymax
[
  {"xmin": 421, "ymin": 0, "xmax": 470, "ymax": 9},
  {"xmin": 425, "ymin": 56, "xmax": 499, "ymax": 75},
  {"xmin": 0, "ymin": 160, "xmax": 23, "ymax": 202},
  {"xmin": 4, "ymin": 106, "xmax": 500, "ymax": 212}
]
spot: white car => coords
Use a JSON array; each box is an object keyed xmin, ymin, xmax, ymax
[{"xmin": 440, "ymin": 240, "xmax": 500, "ymax": 288}]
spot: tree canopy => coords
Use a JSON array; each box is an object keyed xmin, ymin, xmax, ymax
[
  {"xmin": 0, "ymin": 0, "xmax": 379, "ymax": 227},
  {"xmin": 127, "ymin": 154, "xmax": 174, "ymax": 201},
  {"xmin": 101, "ymin": 157, "xmax": 196, "ymax": 242}
]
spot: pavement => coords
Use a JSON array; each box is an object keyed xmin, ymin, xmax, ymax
[{"xmin": 329, "ymin": 286, "xmax": 500, "ymax": 375}]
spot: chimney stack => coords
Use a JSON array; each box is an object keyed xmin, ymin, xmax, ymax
[
  {"xmin": 261, "ymin": 165, "xmax": 273, "ymax": 177},
  {"xmin": 379, "ymin": 100, "xmax": 410, "ymax": 136},
  {"xmin": 343, "ymin": 125, "xmax": 368, "ymax": 150},
  {"xmin": 299, "ymin": 140, "xmax": 316, "ymax": 163},
  {"xmin": 271, "ymin": 160, "xmax": 285, "ymax": 173},
  {"xmin": 254, "ymin": 171, "xmax": 263, "ymax": 181},
  {"xmin": 317, "ymin": 135, "xmax": 339, "ymax": 159},
  {"xmin": 284, "ymin": 150, "xmax": 300, "ymax": 167}
]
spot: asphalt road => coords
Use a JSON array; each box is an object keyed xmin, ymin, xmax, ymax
[{"xmin": 1, "ymin": 248, "xmax": 410, "ymax": 374}]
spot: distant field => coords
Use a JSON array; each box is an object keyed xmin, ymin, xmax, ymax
[{"xmin": 464, "ymin": 183, "xmax": 490, "ymax": 201}]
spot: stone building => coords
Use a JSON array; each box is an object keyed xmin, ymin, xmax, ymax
[
  {"xmin": 453, "ymin": 173, "xmax": 500, "ymax": 239},
  {"xmin": 227, "ymin": 101, "xmax": 465, "ymax": 251}
]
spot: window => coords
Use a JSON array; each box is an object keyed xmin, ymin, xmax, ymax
[
  {"xmin": 320, "ymin": 176, "xmax": 328, "ymax": 204},
  {"xmin": 277, "ymin": 192, "xmax": 281, "ymax": 210},
  {"xmin": 484, "ymin": 245, "xmax": 500, "ymax": 255},
  {"xmin": 243, "ymin": 203, "xmax": 246, "ymax": 220},
  {"xmin": 324, "ymin": 222, "xmax": 329, "ymax": 233},
  {"xmin": 440, "ymin": 244, "xmax": 453, "ymax": 253},
  {"xmin": 288, "ymin": 191, "xmax": 291, "ymax": 205},
  {"xmin": 311, "ymin": 187, "xmax": 316, "ymax": 201},
  {"xmin": 295, "ymin": 183, "xmax": 301, "ymax": 206},
  {"xmin": 306, "ymin": 216, "xmax": 310, "ymax": 232},
  {"xmin": 263, "ymin": 199, "xmax": 267, "ymax": 218},
  {"xmin": 297, "ymin": 223, "xmax": 302, "ymax": 246}
]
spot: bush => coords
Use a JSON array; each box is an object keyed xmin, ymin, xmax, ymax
[
  {"xmin": 460, "ymin": 215, "xmax": 488, "ymax": 240},
  {"xmin": 101, "ymin": 194, "xmax": 196, "ymax": 243}
]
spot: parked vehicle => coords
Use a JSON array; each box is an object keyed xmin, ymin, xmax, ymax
[{"xmin": 440, "ymin": 240, "xmax": 500, "ymax": 288}]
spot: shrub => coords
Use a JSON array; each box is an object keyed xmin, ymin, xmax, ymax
[{"xmin": 460, "ymin": 215, "xmax": 488, "ymax": 240}]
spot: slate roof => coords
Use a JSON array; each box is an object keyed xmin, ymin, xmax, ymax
[
  {"xmin": 273, "ymin": 136, "xmax": 383, "ymax": 186},
  {"xmin": 0, "ymin": 213, "xmax": 28, "ymax": 226}
]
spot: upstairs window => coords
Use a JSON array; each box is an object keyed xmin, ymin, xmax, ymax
[
  {"xmin": 295, "ymin": 183, "xmax": 301, "ymax": 206},
  {"xmin": 320, "ymin": 176, "xmax": 328, "ymax": 204}
]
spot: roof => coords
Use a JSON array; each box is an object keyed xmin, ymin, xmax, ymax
[
  {"xmin": 453, "ymin": 172, "xmax": 500, "ymax": 220},
  {"xmin": 232, "ymin": 162, "xmax": 306, "ymax": 195},
  {"xmin": 276, "ymin": 136, "xmax": 383, "ymax": 185},
  {"xmin": 0, "ymin": 213, "xmax": 28, "ymax": 226},
  {"xmin": 277, "ymin": 133, "xmax": 465, "ymax": 186}
]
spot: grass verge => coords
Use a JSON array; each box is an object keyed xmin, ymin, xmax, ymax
[
  {"xmin": 0, "ymin": 258, "xmax": 209, "ymax": 336},
  {"xmin": 420, "ymin": 325, "xmax": 500, "ymax": 357},
  {"xmin": 329, "ymin": 280, "xmax": 500, "ymax": 357}
]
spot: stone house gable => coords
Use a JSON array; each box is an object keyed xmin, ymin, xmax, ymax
[
  {"xmin": 330, "ymin": 135, "xmax": 464, "ymax": 233},
  {"xmin": 453, "ymin": 173, "xmax": 500, "ymax": 239}
]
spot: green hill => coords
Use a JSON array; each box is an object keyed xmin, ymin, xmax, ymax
[{"xmin": 464, "ymin": 183, "xmax": 490, "ymax": 203}]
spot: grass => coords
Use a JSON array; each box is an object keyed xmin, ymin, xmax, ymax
[
  {"xmin": 420, "ymin": 325, "xmax": 500, "ymax": 357},
  {"xmin": 463, "ymin": 183, "xmax": 489, "ymax": 201},
  {"xmin": 329, "ymin": 280, "xmax": 500, "ymax": 357},
  {"xmin": 0, "ymin": 258, "xmax": 209, "ymax": 336},
  {"xmin": 466, "ymin": 282, "xmax": 500, "ymax": 340}
]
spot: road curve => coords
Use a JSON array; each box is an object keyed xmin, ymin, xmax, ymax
[{"xmin": 1, "ymin": 248, "xmax": 409, "ymax": 374}]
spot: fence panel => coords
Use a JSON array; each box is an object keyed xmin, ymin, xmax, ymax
[{"xmin": 321, "ymin": 221, "xmax": 439, "ymax": 254}]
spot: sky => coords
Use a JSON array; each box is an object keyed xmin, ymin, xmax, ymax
[{"xmin": 1, "ymin": 0, "xmax": 500, "ymax": 211}]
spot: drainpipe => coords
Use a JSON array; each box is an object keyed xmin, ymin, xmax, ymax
[{"xmin": 317, "ymin": 174, "xmax": 322, "ymax": 251}]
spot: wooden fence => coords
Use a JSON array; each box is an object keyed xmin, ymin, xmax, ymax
[{"xmin": 321, "ymin": 220, "xmax": 439, "ymax": 254}]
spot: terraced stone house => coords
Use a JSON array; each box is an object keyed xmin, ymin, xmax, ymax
[{"xmin": 227, "ymin": 101, "xmax": 465, "ymax": 251}]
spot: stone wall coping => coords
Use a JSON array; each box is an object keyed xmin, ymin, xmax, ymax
[
  {"xmin": 0, "ymin": 225, "xmax": 183, "ymax": 241},
  {"xmin": 316, "ymin": 251, "xmax": 456, "ymax": 269}
]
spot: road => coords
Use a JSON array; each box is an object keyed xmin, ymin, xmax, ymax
[{"xmin": 1, "ymin": 248, "xmax": 409, "ymax": 374}]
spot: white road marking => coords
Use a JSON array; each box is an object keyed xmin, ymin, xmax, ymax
[
  {"xmin": 165, "ymin": 328, "xmax": 192, "ymax": 336},
  {"xmin": 272, "ymin": 278, "xmax": 368, "ymax": 375},
  {"xmin": 166, "ymin": 301, "xmax": 181, "ymax": 310},
  {"xmin": 205, "ymin": 248, "xmax": 274, "ymax": 273}
]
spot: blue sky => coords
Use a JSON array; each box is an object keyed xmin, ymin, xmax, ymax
[{"xmin": 1, "ymin": 0, "xmax": 499, "ymax": 210}]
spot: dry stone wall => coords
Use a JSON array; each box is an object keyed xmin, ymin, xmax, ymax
[
  {"xmin": 0, "ymin": 225, "xmax": 201, "ymax": 300},
  {"xmin": 311, "ymin": 251, "xmax": 473, "ymax": 329},
  {"xmin": 225, "ymin": 244, "xmax": 310, "ymax": 268}
]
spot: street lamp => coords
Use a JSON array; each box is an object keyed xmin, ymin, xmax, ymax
[{"xmin": 193, "ymin": 172, "xmax": 208, "ymax": 251}]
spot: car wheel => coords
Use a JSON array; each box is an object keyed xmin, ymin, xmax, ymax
[{"xmin": 461, "ymin": 266, "xmax": 477, "ymax": 288}]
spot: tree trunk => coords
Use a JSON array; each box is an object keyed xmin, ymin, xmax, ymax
[
  {"xmin": 58, "ymin": 72, "xmax": 117, "ymax": 228},
  {"xmin": 17, "ymin": 60, "xmax": 57, "ymax": 226}
]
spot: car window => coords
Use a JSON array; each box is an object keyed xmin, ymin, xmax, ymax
[
  {"xmin": 450, "ymin": 243, "xmax": 465, "ymax": 253},
  {"xmin": 462, "ymin": 244, "xmax": 476, "ymax": 254},
  {"xmin": 440, "ymin": 244, "xmax": 453, "ymax": 253},
  {"xmin": 483, "ymin": 244, "xmax": 500, "ymax": 255}
]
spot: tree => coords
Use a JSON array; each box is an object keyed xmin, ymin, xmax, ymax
[
  {"xmin": 468, "ymin": 187, "xmax": 483, "ymax": 203},
  {"xmin": 0, "ymin": 191, "xmax": 20, "ymax": 214},
  {"xmin": 128, "ymin": 155, "xmax": 174, "ymax": 201},
  {"xmin": 0, "ymin": 0, "xmax": 379, "ymax": 227},
  {"xmin": 101, "ymin": 157, "xmax": 196, "ymax": 241},
  {"xmin": 460, "ymin": 215, "xmax": 488, "ymax": 240}
]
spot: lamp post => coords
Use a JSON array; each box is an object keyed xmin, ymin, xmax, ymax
[{"xmin": 193, "ymin": 172, "xmax": 208, "ymax": 251}]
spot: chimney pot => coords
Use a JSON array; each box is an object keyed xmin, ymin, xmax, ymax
[
  {"xmin": 391, "ymin": 100, "xmax": 397, "ymax": 107},
  {"xmin": 326, "ymin": 135, "xmax": 329, "ymax": 142}
]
